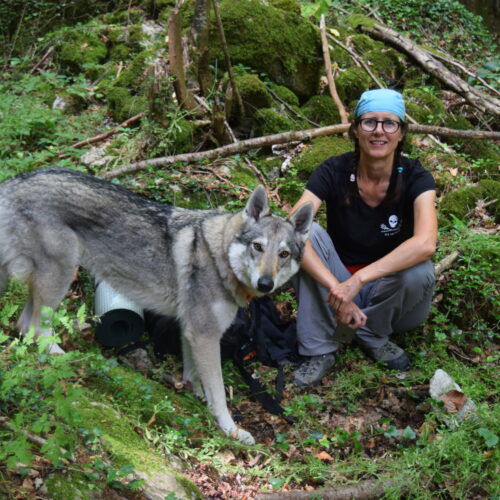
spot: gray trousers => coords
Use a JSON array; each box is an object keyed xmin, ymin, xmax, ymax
[{"xmin": 295, "ymin": 223, "xmax": 435, "ymax": 356}]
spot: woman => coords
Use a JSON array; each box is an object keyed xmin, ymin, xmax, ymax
[{"xmin": 291, "ymin": 88, "xmax": 437, "ymax": 387}]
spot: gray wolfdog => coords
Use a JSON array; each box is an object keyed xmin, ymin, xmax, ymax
[{"xmin": 0, "ymin": 167, "xmax": 313, "ymax": 444}]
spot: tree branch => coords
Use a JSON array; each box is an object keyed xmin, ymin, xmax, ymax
[
  {"xmin": 320, "ymin": 15, "xmax": 349, "ymax": 129},
  {"xmin": 99, "ymin": 123, "xmax": 499, "ymax": 179},
  {"xmin": 360, "ymin": 23, "xmax": 500, "ymax": 117}
]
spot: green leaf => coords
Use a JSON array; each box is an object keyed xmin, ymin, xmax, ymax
[
  {"xmin": 477, "ymin": 428, "xmax": 498, "ymax": 448},
  {"xmin": 402, "ymin": 426, "xmax": 417, "ymax": 440}
]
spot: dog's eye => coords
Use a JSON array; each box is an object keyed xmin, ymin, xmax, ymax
[
  {"xmin": 253, "ymin": 242, "xmax": 263, "ymax": 252},
  {"xmin": 279, "ymin": 250, "xmax": 290, "ymax": 258}
]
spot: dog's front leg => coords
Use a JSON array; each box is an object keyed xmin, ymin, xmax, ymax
[
  {"xmin": 184, "ymin": 329, "xmax": 255, "ymax": 445},
  {"xmin": 181, "ymin": 335, "xmax": 204, "ymax": 398}
]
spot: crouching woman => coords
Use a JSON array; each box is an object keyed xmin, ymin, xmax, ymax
[{"xmin": 291, "ymin": 89, "xmax": 437, "ymax": 387}]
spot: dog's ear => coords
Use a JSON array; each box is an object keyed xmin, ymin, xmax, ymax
[
  {"xmin": 243, "ymin": 185, "xmax": 269, "ymax": 222},
  {"xmin": 289, "ymin": 202, "xmax": 313, "ymax": 239}
]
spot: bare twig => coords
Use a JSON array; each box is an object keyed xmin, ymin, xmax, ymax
[
  {"xmin": 30, "ymin": 46, "xmax": 54, "ymax": 74},
  {"xmin": 320, "ymin": 15, "xmax": 349, "ymax": 129},
  {"xmin": 66, "ymin": 112, "xmax": 145, "ymax": 150}
]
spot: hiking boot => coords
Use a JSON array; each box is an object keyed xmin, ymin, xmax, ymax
[
  {"xmin": 293, "ymin": 352, "xmax": 337, "ymax": 387},
  {"xmin": 359, "ymin": 340, "xmax": 410, "ymax": 371}
]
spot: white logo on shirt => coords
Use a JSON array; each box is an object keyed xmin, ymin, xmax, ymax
[{"xmin": 380, "ymin": 214, "xmax": 401, "ymax": 236}]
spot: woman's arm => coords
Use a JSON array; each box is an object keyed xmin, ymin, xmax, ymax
[
  {"xmin": 291, "ymin": 190, "xmax": 368, "ymax": 328},
  {"xmin": 327, "ymin": 190, "xmax": 437, "ymax": 310}
]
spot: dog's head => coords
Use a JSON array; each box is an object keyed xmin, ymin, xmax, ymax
[{"xmin": 228, "ymin": 186, "xmax": 313, "ymax": 295}]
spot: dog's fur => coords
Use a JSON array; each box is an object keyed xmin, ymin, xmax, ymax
[{"xmin": 0, "ymin": 167, "xmax": 313, "ymax": 443}]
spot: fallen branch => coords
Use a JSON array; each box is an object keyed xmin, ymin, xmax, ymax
[
  {"xmin": 256, "ymin": 479, "xmax": 395, "ymax": 499},
  {"xmin": 360, "ymin": 23, "xmax": 500, "ymax": 117},
  {"xmin": 434, "ymin": 250, "xmax": 460, "ymax": 277},
  {"xmin": 100, "ymin": 123, "xmax": 500, "ymax": 179},
  {"xmin": 67, "ymin": 112, "xmax": 145, "ymax": 150},
  {"xmin": 320, "ymin": 15, "xmax": 349, "ymax": 129}
]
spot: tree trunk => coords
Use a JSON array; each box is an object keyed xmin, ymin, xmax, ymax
[
  {"xmin": 191, "ymin": 0, "xmax": 212, "ymax": 96},
  {"xmin": 360, "ymin": 23, "xmax": 500, "ymax": 117},
  {"xmin": 168, "ymin": 4, "xmax": 199, "ymax": 112}
]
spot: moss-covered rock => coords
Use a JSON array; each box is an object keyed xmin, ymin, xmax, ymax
[
  {"xmin": 300, "ymin": 95, "xmax": 341, "ymax": 126},
  {"xmin": 106, "ymin": 86, "xmax": 148, "ymax": 123},
  {"xmin": 269, "ymin": 83, "xmax": 300, "ymax": 107},
  {"xmin": 350, "ymin": 34, "xmax": 379, "ymax": 54},
  {"xmin": 254, "ymin": 108, "xmax": 297, "ymax": 136},
  {"xmin": 346, "ymin": 14, "xmax": 377, "ymax": 29},
  {"xmin": 336, "ymin": 66, "xmax": 371, "ymax": 104},
  {"xmin": 403, "ymin": 88, "xmax": 445, "ymax": 125},
  {"xmin": 56, "ymin": 28, "xmax": 108, "ymax": 75},
  {"xmin": 293, "ymin": 136, "xmax": 352, "ymax": 179},
  {"xmin": 365, "ymin": 48, "xmax": 405, "ymax": 85},
  {"xmin": 439, "ymin": 179, "xmax": 500, "ymax": 224},
  {"xmin": 209, "ymin": 0, "xmax": 322, "ymax": 99},
  {"xmin": 237, "ymin": 73, "xmax": 273, "ymax": 115},
  {"xmin": 328, "ymin": 44, "xmax": 354, "ymax": 69}
]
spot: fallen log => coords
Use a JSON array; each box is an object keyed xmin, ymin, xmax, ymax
[
  {"xmin": 359, "ymin": 23, "xmax": 500, "ymax": 117},
  {"xmin": 256, "ymin": 478, "xmax": 396, "ymax": 500},
  {"xmin": 100, "ymin": 123, "xmax": 500, "ymax": 179}
]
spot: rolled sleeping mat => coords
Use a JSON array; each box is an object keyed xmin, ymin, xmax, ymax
[{"xmin": 94, "ymin": 280, "xmax": 145, "ymax": 347}]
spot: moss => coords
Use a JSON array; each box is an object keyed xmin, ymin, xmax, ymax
[
  {"xmin": 439, "ymin": 180, "xmax": 500, "ymax": 225},
  {"xmin": 57, "ymin": 29, "xmax": 108, "ymax": 75},
  {"xmin": 236, "ymin": 73, "xmax": 273, "ymax": 115},
  {"xmin": 301, "ymin": 95, "xmax": 341, "ymax": 126},
  {"xmin": 102, "ymin": 7, "xmax": 146, "ymax": 25},
  {"xmin": 114, "ymin": 50, "xmax": 151, "ymax": 91},
  {"xmin": 254, "ymin": 108, "xmax": 297, "ymax": 136},
  {"xmin": 269, "ymin": 83, "xmax": 300, "ymax": 107},
  {"xmin": 403, "ymin": 88, "xmax": 445, "ymax": 125},
  {"xmin": 106, "ymin": 86, "xmax": 148, "ymax": 123},
  {"xmin": 293, "ymin": 136, "xmax": 352, "ymax": 179},
  {"xmin": 109, "ymin": 43, "xmax": 131, "ymax": 62},
  {"xmin": 350, "ymin": 34, "xmax": 378, "ymax": 54},
  {"xmin": 336, "ymin": 66, "xmax": 371, "ymax": 104},
  {"xmin": 209, "ymin": 0, "xmax": 322, "ymax": 99},
  {"xmin": 329, "ymin": 44, "xmax": 354, "ymax": 69},
  {"xmin": 230, "ymin": 164, "xmax": 259, "ymax": 189},
  {"xmin": 346, "ymin": 14, "xmax": 377, "ymax": 29},
  {"xmin": 268, "ymin": 0, "xmax": 302, "ymax": 15},
  {"xmin": 45, "ymin": 470, "xmax": 101, "ymax": 500},
  {"xmin": 443, "ymin": 115, "xmax": 500, "ymax": 176},
  {"xmin": 365, "ymin": 48, "xmax": 405, "ymax": 84}
]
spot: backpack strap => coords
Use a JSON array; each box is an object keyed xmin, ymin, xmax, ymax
[{"xmin": 233, "ymin": 353, "xmax": 296, "ymax": 424}]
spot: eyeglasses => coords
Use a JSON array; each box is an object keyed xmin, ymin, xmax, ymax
[{"xmin": 357, "ymin": 118, "xmax": 402, "ymax": 134}]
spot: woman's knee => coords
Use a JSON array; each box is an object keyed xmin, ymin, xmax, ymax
[{"xmin": 398, "ymin": 260, "xmax": 435, "ymax": 292}]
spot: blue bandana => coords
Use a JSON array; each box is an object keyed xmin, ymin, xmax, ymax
[{"xmin": 354, "ymin": 89, "xmax": 405, "ymax": 121}]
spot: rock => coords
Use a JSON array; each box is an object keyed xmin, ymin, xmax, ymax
[
  {"xmin": 429, "ymin": 369, "xmax": 478, "ymax": 427},
  {"xmin": 52, "ymin": 96, "xmax": 68, "ymax": 110},
  {"xmin": 80, "ymin": 147, "xmax": 114, "ymax": 167}
]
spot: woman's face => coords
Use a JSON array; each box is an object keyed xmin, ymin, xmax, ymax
[{"xmin": 353, "ymin": 111, "xmax": 404, "ymax": 162}]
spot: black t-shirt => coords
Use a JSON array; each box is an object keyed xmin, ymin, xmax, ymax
[{"xmin": 306, "ymin": 152, "xmax": 436, "ymax": 266}]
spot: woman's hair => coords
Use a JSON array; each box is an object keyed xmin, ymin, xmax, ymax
[{"xmin": 344, "ymin": 120, "xmax": 409, "ymax": 208}]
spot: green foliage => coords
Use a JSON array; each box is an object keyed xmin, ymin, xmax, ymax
[
  {"xmin": 365, "ymin": 0, "xmax": 494, "ymax": 60},
  {"xmin": 404, "ymin": 87, "xmax": 446, "ymax": 125}
]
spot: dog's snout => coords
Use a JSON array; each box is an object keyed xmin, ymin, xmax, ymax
[{"xmin": 257, "ymin": 275, "xmax": 274, "ymax": 293}]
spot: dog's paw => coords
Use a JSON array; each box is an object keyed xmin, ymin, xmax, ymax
[{"xmin": 232, "ymin": 427, "xmax": 255, "ymax": 445}]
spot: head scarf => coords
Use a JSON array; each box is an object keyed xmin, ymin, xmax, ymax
[{"xmin": 354, "ymin": 89, "xmax": 405, "ymax": 120}]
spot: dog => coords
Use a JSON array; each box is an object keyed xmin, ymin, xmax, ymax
[{"xmin": 0, "ymin": 167, "xmax": 313, "ymax": 444}]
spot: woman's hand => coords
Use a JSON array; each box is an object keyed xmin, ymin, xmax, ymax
[{"xmin": 327, "ymin": 275, "xmax": 366, "ymax": 329}]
